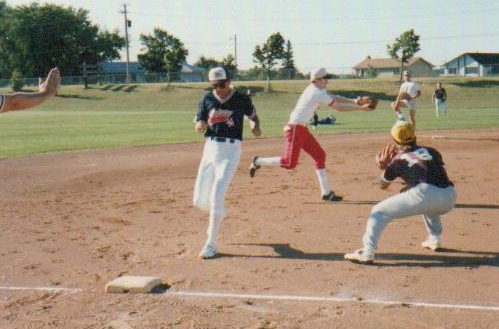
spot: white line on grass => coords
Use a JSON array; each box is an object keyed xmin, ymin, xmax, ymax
[{"xmin": 167, "ymin": 290, "xmax": 499, "ymax": 312}]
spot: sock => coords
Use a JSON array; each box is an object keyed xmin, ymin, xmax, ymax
[
  {"xmin": 315, "ymin": 168, "xmax": 330, "ymax": 196},
  {"xmin": 255, "ymin": 156, "xmax": 281, "ymax": 167}
]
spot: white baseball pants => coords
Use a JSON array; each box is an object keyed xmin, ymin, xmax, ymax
[{"xmin": 193, "ymin": 139, "xmax": 241, "ymax": 218}]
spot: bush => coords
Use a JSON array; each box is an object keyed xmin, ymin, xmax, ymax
[
  {"xmin": 365, "ymin": 67, "xmax": 379, "ymax": 78},
  {"xmin": 11, "ymin": 70, "xmax": 25, "ymax": 92}
]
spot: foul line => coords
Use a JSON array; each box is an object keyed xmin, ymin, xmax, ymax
[
  {"xmin": 0, "ymin": 286, "xmax": 83, "ymax": 293},
  {"xmin": 2, "ymin": 286, "xmax": 499, "ymax": 312},
  {"xmin": 167, "ymin": 290, "xmax": 499, "ymax": 312}
]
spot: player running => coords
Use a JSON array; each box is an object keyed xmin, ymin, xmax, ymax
[
  {"xmin": 249, "ymin": 67, "xmax": 373, "ymax": 202},
  {"xmin": 193, "ymin": 67, "xmax": 261, "ymax": 259}
]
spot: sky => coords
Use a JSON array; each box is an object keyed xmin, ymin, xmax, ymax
[{"xmin": 8, "ymin": 0, "xmax": 499, "ymax": 74}]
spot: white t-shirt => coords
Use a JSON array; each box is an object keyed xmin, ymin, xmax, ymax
[
  {"xmin": 399, "ymin": 81, "xmax": 420, "ymax": 98},
  {"xmin": 288, "ymin": 84, "xmax": 334, "ymax": 125}
]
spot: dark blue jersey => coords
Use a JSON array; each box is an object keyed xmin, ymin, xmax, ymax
[
  {"xmin": 196, "ymin": 88, "xmax": 256, "ymax": 141},
  {"xmin": 384, "ymin": 146, "xmax": 453, "ymax": 188},
  {"xmin": 434, "ymin": 88, "xmax": 446, "ymax": 100}
]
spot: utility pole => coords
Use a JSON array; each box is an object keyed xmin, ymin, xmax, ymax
[
  {"xmin": 120, "ymin": 4, "xmax": 131, "ymax": 84},
  {"xmin": 233, "ymin": 34, "xmax": 237, "ymax": 68},
  {"xmin": 230, "ymin": 34, "xmax": 237, "ymax": 79}
]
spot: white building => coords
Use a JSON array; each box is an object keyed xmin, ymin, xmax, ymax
[{"xmin": 442, "ymin": 52, "xmax": 499, "ymax": 77}]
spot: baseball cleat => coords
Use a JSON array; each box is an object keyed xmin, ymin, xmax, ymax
[
  {"xmin": 421, "ymin": 237, "xmax": 441, "ymax": 251},
  {"xmin": 199, "ymin": 244, "xmax": 217, "ymax": 259},
  {"xmin": 322, "ymin": 190, "xmax": 343, "ymax": 201},
  {"xmin": 344, "ymin": 248, "xmax": 374, "ymax": 265},
  {"xmin": 249, "ymin": 156, "xmax": 260, "ymax": 178}
]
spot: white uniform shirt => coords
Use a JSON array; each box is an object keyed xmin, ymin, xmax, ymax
[
  {"xmin": 288, "ymin": 84, "xmax": 334, "ymax": 125},
  {"xmin": 399, "ymin": 81, "xmax": 420, "ymax": 98}
]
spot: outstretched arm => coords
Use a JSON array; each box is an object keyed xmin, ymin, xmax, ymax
[
  {"xmin": 1, "ymin": 67, "xmax": 61, "ymax": 113},
  {"xmin": 329, "ymin": 95, "xmax": 372, "ymax": 112}
]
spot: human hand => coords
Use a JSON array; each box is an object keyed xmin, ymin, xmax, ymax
[
  {"xmin": 251, "ymin": 127, "xmax": 261, "ymax": 137},
  {"xmin": 39, "ymin": 67, "xmax": 61, "ymax": 96},
  {"xmin": 250, "ymin": 120, "xmax": 261, "ymax": 136},
  {"xmin": 195, "ymin": 121, "xmax": 207, "ymax": 134}
]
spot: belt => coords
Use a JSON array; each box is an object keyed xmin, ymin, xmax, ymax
[{"xmin": 208, "ymin": 136, "xmax": 237, "ymax": 143}]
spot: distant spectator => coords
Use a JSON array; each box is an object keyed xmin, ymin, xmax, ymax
[{"xmin": 432, "ymin": 82, "xmax": 448, "ymax": 117}]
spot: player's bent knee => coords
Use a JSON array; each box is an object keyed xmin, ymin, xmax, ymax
[
  {"xmin": 283, "ymin": 163, "xmax": 298, "ymax": 170},
  {"xmin": 281, "ymin": 159, "xmax": 299, "ymax": 169}
]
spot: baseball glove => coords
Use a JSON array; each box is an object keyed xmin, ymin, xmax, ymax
[
  {"xmin": 357, "ymin": 96, "xmax": 378, "ymax": 110},
  {"xmin": 375, "ymin": 144, "xmax": 398, "ymax": 170},
  {"xmin": 398, "ymin": 92, "xmax": 412, "ymax": 101}
]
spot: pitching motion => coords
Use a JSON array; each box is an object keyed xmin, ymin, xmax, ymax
[{"xmin": 391, "ymin": 70, "xmax": 421, "ymax": 128}]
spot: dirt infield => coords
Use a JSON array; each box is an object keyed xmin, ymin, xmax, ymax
[{"xmin": 1, "ymin": 129, "xmax": 498, "ymax": 329}]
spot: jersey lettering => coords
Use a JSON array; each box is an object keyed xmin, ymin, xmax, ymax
[
  {"xmin": 208, "ymin": 108, "xmax": 234, "ymax": 126},
  {"xmin": 400, "ymin": 148, "xmax": 433, "ymax": 167}
]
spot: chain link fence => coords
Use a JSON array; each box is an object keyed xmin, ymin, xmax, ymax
[{"xmin": 1, "ymin": 66, "xmax": 498, "ymax": 89}]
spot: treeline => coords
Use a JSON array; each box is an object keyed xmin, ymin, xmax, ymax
[
  {"xmin": 0, "ymin": 2, "xmax": 303, "ymax": 89},
  {"xmin": 0, "ymin": 2, "xmax": 124, "ymax": 80}
]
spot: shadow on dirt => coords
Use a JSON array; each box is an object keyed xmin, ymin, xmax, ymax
[{"xmin": 222, "ymin": 243, "xmax": 499, "ymax": 268}]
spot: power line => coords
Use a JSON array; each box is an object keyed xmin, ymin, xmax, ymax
[
  {"xmin": 131, "ymin": 5, "xmax": 499, "ymax": 23},
  {"xmin": 173, "ymin": 32, "xmax": 499, "ymax": 47}
]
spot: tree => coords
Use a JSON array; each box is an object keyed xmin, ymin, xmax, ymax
[
  {"xmin": 0, "ymin": 1, "xmax": 11, "ymax": 75},
  {"xmin": 253, "ymin": 32, "xmax": 286, "ymax": 91},
  {"xmin": 194, "ymin": 54, "xmax": 236, "ymax": 79},
  {"xmin": 280, "ymin": 40, "xmax": 297, "ymax": 79},
  {"xmin": 0, "ymin": 3, "xmax": 124, "ymax": 78},
  {"xmin": 138, "ymin": 28, "xmax": 188, "ymax": 82},
  {"xmin": 365, "ymin": 66, "xmax": 378, "ymax": 78},
  {"xmin": 387, "ymin": 29, "xmax": 421, "ymax": 80},
  {"xmin": 220, "ymin": 54, "xmax": 236, "ymax": 76},
  {"xmin": 194, "ymin": 55, "xmax": 219, "ymax": 70}
]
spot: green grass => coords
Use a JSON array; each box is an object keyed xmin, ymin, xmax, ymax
[{"xmin": 1, "ymin": 77, "xmax": 498, "ymax": 158}]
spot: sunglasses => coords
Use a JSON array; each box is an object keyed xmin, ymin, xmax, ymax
[{"xmin": 212, "ymin": 81, "xmax": 227, "ymax": 89}]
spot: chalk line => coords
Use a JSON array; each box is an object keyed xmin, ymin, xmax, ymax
[
  {"xmin": 2, "ymin": 285, "xmax": 499, "ymax": 312},
  {"xmin": 167, "ymin": 290, "xmax": 499, "ymax": 312},
  {"xmin": 0, "ymin": 286, "xmax": 83, "ymax": 293}
]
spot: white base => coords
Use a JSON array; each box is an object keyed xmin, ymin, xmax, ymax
[{"xmin": 105, "ymin": 275, "xmax": 165, "ymax": 293}]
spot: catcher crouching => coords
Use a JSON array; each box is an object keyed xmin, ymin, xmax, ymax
[{"xmin": 344, "ymin": 120, "xmax": 457, "ymax": 264}]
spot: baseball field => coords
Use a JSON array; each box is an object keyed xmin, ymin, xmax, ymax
[{"xmin": 1, "ymin": 78, "xmax": 498, "ymax": 328}]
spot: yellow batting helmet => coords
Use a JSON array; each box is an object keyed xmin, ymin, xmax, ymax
[{"xmin": 391, "ymin": 119, "xmax": 415, "ymax": 144}]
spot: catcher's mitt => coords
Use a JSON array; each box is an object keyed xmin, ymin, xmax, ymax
[
  {"xmin": 357, "ymin": 96, "xmax": 378, "ymax": 110},
  {"xmin": 375, "ymin": 144, "xmax": 398, "ymax": 170}
]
